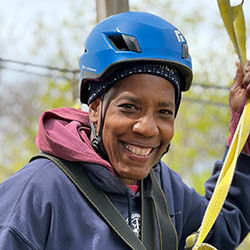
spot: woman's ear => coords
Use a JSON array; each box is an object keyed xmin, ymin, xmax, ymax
[{"xmin": 88, "ymin": 98, "xmax": 101, "ymax": 126}]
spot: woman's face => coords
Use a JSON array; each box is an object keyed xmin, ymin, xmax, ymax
[{"xmin": 89, "ymin": 74, "xmax": 175, "ymax": 184}]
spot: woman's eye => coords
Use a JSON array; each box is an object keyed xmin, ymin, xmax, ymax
[
  {"xmin": 119, "ymin": 103, "xmax": 136, "ymax": 110},
  {"xmin": 158, "ymin": 109, "xmax": 174, "ymax": 116},
  {"xmin": 118, "ymin": 103, "xmax": 138, "ymax": 112}
]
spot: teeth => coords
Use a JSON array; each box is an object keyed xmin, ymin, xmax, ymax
[{"xmin": 124, "ymin": 143, "xmax": 152, "ymax": 156}]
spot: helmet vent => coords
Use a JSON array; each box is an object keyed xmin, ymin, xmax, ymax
[
  {"xmin": 107, "ymin": 34, "xmax": 141, "ymax": 53},
  {"xmin": 182, "ymin": 44, "xmax": 189, "ymax": 59}
]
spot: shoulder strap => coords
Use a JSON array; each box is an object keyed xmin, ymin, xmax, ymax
[
  {"xmin": 141, "ymin": 179, "xmax": 155, "ymax": 249},
  {"xmin": 31, "ymin": 153, "xmax": 178, "ymax": 250},
  {"xmin": 31, "ymin": 153, "xmax": 146, "ymax": 250},
  {"xmin": 150, "ymin": 170, "xmax": 178, "ymax": 250}
]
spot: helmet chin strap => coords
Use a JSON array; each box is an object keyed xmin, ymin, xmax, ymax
[
  {"xmin": 164, "ymin": 144, "xmax": 170, "ymax": 154},
  {"xmin": 91, "ymin": 95, "xmax": 110, "ymax": 162},
  {"xmin": 91, "ymin": 133, "xmax": 109, "ymax": 162}
]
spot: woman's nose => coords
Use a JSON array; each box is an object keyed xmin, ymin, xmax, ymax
[{"xmin": 132, "ymin": 115, "xmax": 159, "ymax": 137}]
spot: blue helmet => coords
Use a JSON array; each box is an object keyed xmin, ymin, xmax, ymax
[{"xmin": 79, "ymin": 11, "xmax": 193, "ymax": 104}]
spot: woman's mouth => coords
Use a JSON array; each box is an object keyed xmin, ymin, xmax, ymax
[{"xmin": 123, "ymin": 143, "xmax": 154, "ymax": 157}]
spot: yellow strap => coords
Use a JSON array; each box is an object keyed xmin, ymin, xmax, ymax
[
  {"xmin": 190, "ymin": 1, "xmax": 250, "ymax": 249},
  {"xmin": 231, "ymin": 3, "xmax": 247, "ymax": 69},
  {"xmin": 193, "ymin": 100, "xmax": 250, "ymax": 249},
  {"xmin": 217, "ymin": 0, "xmax": 247, "ymax": 71}
]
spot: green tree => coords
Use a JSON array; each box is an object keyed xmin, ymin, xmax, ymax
[
  {"xmin": 0, "ymin": 0, "xmax": 249, "ymax": 248},
  {"xmin": 0, "ymin": 78, "xmax": 75, "ymax": 182}
]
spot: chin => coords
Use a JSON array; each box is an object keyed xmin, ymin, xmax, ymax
[{"xmin": 125, "ymin": 170, "xmax": 151, "ymax": 181}]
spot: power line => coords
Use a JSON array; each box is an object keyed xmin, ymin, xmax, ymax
[
  {"xmin": 0, "ymin": 57, "xmax": 230, "ymax": 107},
  {"xmin": 0, "ymin": 65, "xmax": 73, "ymax": 81},
  {"xmin": 183, "ymin": 97, "xmax": 227, "ymax": 107},
  {"xmin": 0, "ymin": 57, "xmax": 80, "ymax": 74},
  {"xmin": 192, "ymin": 83, "xmax": 229, "ymax": 90},
  {"xmin": 0, "ymin": 64, "xmax": 230, "ymax": 93},
  {"xmin": 0, "ymin": 68, "xmax": 228, "ymax": 107},
  {"xmin": 0, "ymin": 57, "xmax": 231, "ymax": 90}
]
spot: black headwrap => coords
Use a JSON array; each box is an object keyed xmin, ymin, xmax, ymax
[
  {"xmin": 87, "ymin": 62, "xmax": 181, "ymax": 113},
  {"xmin": 88, "ymin": 62, "xmax": 181, "ymax": 160}
]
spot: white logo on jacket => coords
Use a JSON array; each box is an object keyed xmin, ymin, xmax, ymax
[{"xmin": 126, "ymin": 213, "xmax": 141, "ymax": 238}]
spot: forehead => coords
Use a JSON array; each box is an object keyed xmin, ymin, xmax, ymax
[{"xmin": 109, "ymin": 74, "xmax": 175, "ymax": 101}]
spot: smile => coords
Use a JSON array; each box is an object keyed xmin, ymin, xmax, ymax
[{"xmin": 124, "ymin": 143, "xmax": 153, "ymax": 156}]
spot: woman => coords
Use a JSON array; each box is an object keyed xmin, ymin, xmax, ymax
[{"xmin": 0, "ymin": 12, "xmax": 249, "ymax": 250}]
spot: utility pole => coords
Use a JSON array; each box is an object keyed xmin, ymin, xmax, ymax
[
  {"xmin": 96, "ymin": 0, "xmax": 129, "ymax": 23},
  {"xmin": 77, "ymin": 0, "xmax": 129, "ymax": 110}
]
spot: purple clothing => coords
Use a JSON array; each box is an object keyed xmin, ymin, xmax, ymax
[
  {"xmin": 35, "ymin": 107, "xmax": 115, "ymax": 173},
  {"xmin": 227, "ymin": 95, "xmax": 250, "ymax": 155}
]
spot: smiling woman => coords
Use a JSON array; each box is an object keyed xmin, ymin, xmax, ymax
[
  {"xmin": 89, "ymin": 74, "xmax": 175, "ymax": 184},
  {"xmin": 0, "ymin": 11, "xmax": 249, "ymax": 250}
]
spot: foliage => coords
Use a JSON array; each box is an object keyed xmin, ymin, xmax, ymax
[
  {"xmin": 163, "ymin": 86, "xmax": 229, "ymax": 194},
  {"xmin": 0, "ymin": 79, "xmax": 75, "ymax": 182},
  {"xmin": 0, "ymin": 0, "xmax": 249, "ymax": 248}
]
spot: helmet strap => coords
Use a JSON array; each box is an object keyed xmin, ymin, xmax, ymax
[
  {"xmin": 164, "ymin": 144, "xmax": 170, "ymax": 154},
  {"xmin": 91, "ymin": 94, "xmax": 110, "ymax": 162}
]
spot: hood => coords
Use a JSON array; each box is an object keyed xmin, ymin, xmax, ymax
[{"xmin": 35, "ymin": 107, "xmax": 114, "ymax": 174}]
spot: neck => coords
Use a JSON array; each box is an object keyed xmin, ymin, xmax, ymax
[{"xmin": 121, "ymin": 178, "xmax": 139, "ymax": 185}]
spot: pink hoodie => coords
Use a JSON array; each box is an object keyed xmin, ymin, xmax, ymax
[
  {"xmin": 35, "ymin": 107, "xmax": 114, "ymax": 174},
  {"xmin": 35, "ymin": 107, "xmax": 140, "ymax": 192}
]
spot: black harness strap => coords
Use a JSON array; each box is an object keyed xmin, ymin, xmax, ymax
[
  {"xmin": 31, "ymin": 153, "xmax": 178, "ymax": 250},
  {"xmin": 141, "ymin": 179, "xmax": 155, "ymax": 249},
  {"xmin": 150, "ymin": 171, "xmax": 178, "ymax": 250},
  {"xmin": 31, "ymin": 153, "xmax": 146, "ymax": 250}
]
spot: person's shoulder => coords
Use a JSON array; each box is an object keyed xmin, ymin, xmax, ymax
[
  {"xmin": 0, "ymin": 157, "xmax": 79, "ymax": 222},
  {"xmin": 158, "ymin": 160, "xmax": 183, "ymax": 182},
  {"xmin": 28, "ymin": 157, "xmax": 69, "ymax": 186},
  {"xmin": 157, "ymin": 160, "xmax": 195, "ymax": 194},
  {"xmin": 0, "ymin": 157, "xmax": 76, "ymax": 247},
  {"xmin": 1, "ymin": 157, "xmax": 72, "ymax": 198}
]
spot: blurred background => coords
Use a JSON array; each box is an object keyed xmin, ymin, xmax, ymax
[{"xmin": 0, "ymin": 0, "xmax": 249, "ymax": 248}]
